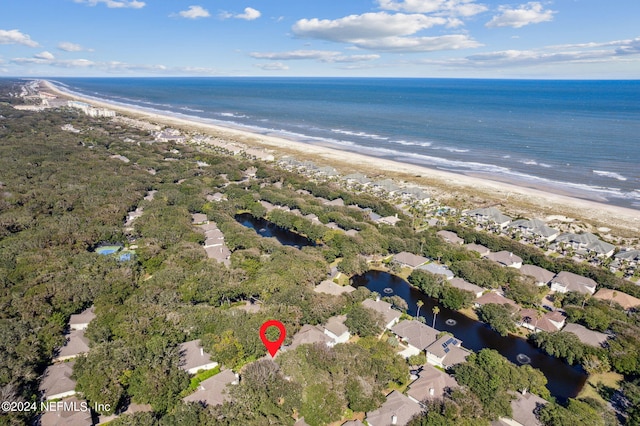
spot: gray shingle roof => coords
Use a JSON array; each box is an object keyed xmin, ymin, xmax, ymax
[
  {"xmin": 391, "ymin": 320, "xmax": 439, "ymax": 351},
  {"xmin": 365, "ymin": 391, "xmax": 423, "ymax": 426}
]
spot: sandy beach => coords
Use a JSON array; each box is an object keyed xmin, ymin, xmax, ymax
[{"xmin": 41, "ymin": 80, "xmax": 640, "ymax": 237}]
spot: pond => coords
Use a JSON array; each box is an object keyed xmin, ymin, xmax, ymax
[
  {"xmin": 351, "ymin": 270, "xmax": 587, "ymax": 401},
  {"xmin": 235, "ymin": 213, "xmax": 316, "ymax": 248}
]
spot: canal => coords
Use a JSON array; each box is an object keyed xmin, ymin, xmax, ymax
[
  {"xmin": 351, "ymin": 270, "xmax": 587, "ymax": 401},
  {"xmin": 235, "ymin": 213, "xmax": 316, "ymax": 248}
]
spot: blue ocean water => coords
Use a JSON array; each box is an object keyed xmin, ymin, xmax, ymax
[{"xmin": 53, "ymin": 77, "xmax": 640, "ymax": 209}]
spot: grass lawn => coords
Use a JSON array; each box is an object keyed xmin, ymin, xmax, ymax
[{"xmin": 577, "ymin": 371, "xmax": 623, "ymax": 404}]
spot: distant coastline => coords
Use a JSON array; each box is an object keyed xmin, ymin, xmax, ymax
[{"xmin": 41, "ymin": 79, "xmax": 640, "ymax": 236}]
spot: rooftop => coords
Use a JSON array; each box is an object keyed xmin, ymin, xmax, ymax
[
  {"xmin": 183, "ymin": 369, "xmax": 237, "ymax": 406},
  {"xmin": 519, "ymin": 264, "xmax": 555, "ymax": 285},
  {"xmin": 562, "ymin": 323, "xmax": 609, "ymax": 347},
  {"xmin": 365, "ymin": 390, "xmax": 423, "ymax": 426},
  {"xmin": 593, "ymin": 288, "xmax": 640, "ymax": 310},
  {"xmin": 39, "ymin": 361, "xmax": 76, "ymax": 400},
  {"xmin": 393, "ymin": 252, "xmax": 429, "ymax": 268},
  {"xmin": 391, "ymin": 320, "xmax": 439, "ymax": 351},
  {"xmin": 407, "ymin": 364, "xmax": 459, "ymax": 403}
]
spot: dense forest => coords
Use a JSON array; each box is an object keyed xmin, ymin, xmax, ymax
[{"xmin": 1, "ymin": 80, "xmax": 638, "ymax": 426}]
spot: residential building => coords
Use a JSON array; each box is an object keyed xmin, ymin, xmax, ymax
[
  {"xmin": 372, "ymin": 179, "xmax": 401, "ymax": 195},
  {"xmin": 615, "ymin": 249, "xmax": 640, "ymax": 265},
  {"xmin": 509, "ymin": 219, "xmax": 560, "ymax": 242},
  {"xmin": 54, "ymin": 330, "xmax": 90, "ymax": 362},
  {"xmin": 449, "ymin": 278, "xmax": 484, "ymax": 298},
  {"xmin": 407, "ymin": 364, "xmax": 459, "ymax": 404},
  {"xmin": 391, "ymin": 320, "xmax": 439, "ymax": 358},
  {"xmin": 183, "ymin": 369, "xmax": 238, "ymax": 406},
  {"xmin": 69, "ymin": 306, "xmax": 95, "ymax": 331},
  {"xmin": 39, "ymin": 362, "xmax": 77, "ymax": 400},
  {"xmin": 323, "ymin": 315, "xmax": 351, "ymax": 345},
  {"xmin": 416, "ymin": 263, "xmax": 454, "ymax": 280},
  {"xmin": 289, "ymin": 325, "xmax": 332, "ymax": 350},
  {"xmin": 518, "ymin": 309, "xmax": 565, "ymax": 333},
  {"xmin": 179, "ymin": 340, "xmax": 218, "ymax": 375},
  {"xmin": 464, "ymin": 207, "xmax": 512, "ymax": 228},
  {"xmin": 474, "ymin": 292, "xmax": 519, "ymax": 310},
  {"xmin": 550, "ymin": 271, "xmax": 597, "ymax": 295},
  {"xmin": 365, "ymin": 390, "xmax": 423, "ymax": 426},
  {"xmin": 486, "ymin": 251, "xmax": 523, "ymax": 268},
  {"xmin": 593, "ymin": 289, "xmax": 640, "ymax": 310},
  {"xmin": 393, "ymin": 252, "xmax": 429, "ymax": 269},
  {"xmin": 426, "ymin": 335, "xmax": 471, "ymax": 369},
  {"xmin": 555, "ymin": 232, "xmax": 615, "ymax": 258},
  {"xmin": 519, "ymin": 265, "xmax": 555, "ymax": 287},
  {"xmin": 466, "ymin": 243, "xmax": 490, "ymax": 257},
  {"xmin": 437, "ymin": 230, "xmax": 464, "ymax": 245},
  {"xmin": 378, "ymin": 215, "xmax": 402, "ymax": 226},
  {"xmin": 362, "ymin": 298, "xmax": 402, "ymax": 330},
  {"xmin": 343, "ymin": 172, "xmax": 371, "ymax": 186},
  {"xmin": 562, "ymin": 323, "xmax": 609, "ymax": 347},
  {"xmin": 40, "ymin": 397, "xmax": 93, "ymax": 426},
  {"xmin": 314, "ymin": 280, "xmax": 356, "ymax": 296},
  {"xmin": 498, "ymin": 391, "xmax": 548, "ymax": 426}
]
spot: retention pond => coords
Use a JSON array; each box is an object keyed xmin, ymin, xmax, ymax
[{"xmin": 235, "ymin": 213, "xmax": 316, "ymax": 248}]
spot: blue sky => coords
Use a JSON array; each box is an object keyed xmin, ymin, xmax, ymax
[{"xmin": 1, "ymin": 0, "xmax": 639, "ymax": 78}]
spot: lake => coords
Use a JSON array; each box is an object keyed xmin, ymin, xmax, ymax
[{"xmin": 235, "ymin": 213, "xmax": 316, "ymax": 248}]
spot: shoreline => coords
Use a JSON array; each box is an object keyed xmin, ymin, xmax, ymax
[{"xmin": 40, "ymin": 80, "xmax": 640, "ymax": 236}]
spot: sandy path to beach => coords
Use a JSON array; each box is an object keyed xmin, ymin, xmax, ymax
[{"xmin": 41, "ymin": 80, "xmax": 639, "ymax": 236}]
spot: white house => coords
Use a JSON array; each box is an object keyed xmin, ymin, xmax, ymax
[{"xmin": 322, "ymin": 315, "xmax": 351, "ymax": 346}]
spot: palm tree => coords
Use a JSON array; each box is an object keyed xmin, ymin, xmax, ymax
[
  {"xmin": 432, "ymin": 306, "xmax": 440, "ymax": 328},
  {"xmin": 416, "ymin": 300, "xmax": 424, "ymax": 319}
]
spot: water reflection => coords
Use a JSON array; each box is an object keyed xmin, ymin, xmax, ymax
[
  {"xmin": 352, "ymin": 270, "xmax": 587, "ymax": 401},
  {"xmin": 235, "ymin": 213, "xmax": 316, "ymax": 248}
]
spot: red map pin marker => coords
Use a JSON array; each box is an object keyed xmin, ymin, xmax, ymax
[{"xmin": 260, "ymin": 320, "xmax": 286, "ymax": 357}]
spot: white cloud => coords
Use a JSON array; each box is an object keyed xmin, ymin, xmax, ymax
[
  {"xmin": 220, "ymin": 7, "xmax": 261, "ymax": 21},
  {"xmin": 293, "ymin": 12, "xmax": 446, "ymax": 41},
  {"xmin": 74, "ymin": 0, "xmax": 145, "ymax": 9},
  {"xmin": 292, "ymin": 13, "xmax": 480, "ymax": 52},
  {"xmin": 486, "ymin": 2, "xmax": 555, "ymax": 28},
  {"xmin": 174, "ymin": 5, "xmax": 210, "ymax": 19},
  {"xmin": 10, "ymin": 54, "xmax": 223, "ymax": 75},
  {"xmin": 255, "ymin": 62, "xmax": 289, "ymax": 71},
  {"xmin": 357, "ymin": 34, "xmax": 481, "ymax": 52},
  {"xmin": 57, "ymin": 42, "xmax": 93, "ymax": 52},
  {"xmin": 250, "ymin": 50, "xmax": 380, "ymax": 63},
  {"xmin": 0, "ymin": 29, "xmax": 39, "ymax": 47},
  {"xmin": 378, "ymin": 0, "xmax": 488, "ymax": 17},
  {"xmin": 34, "ymin": 51, "xmax": 55, "ymax": 60},
  {"xmin": 420, "ymin": 37, "xmax": 640, "ymax": 68},
  {"xmin": 237, "ymin": 7, "xmax": 261, "ymax": 20}
]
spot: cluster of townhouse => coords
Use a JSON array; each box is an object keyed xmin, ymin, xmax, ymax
[
  {"xmin": 392, "ymin": 229, "xmax": 640, "ymax": 341},
  {"xmin": 67, "ymin": 101, "xmax": 116, "ymax": 118},
  {"xmin": 192, "ymin": 213, "xmax": 231, "ymax": 266},
  {"xmin": 259, "ymin": 194, "xmax": 396, "ymax": 235},
  {"xmin": 462, "ymin": 206, "xmax": 639, "ymax": 278}
]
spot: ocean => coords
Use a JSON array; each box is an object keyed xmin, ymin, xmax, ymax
[{"xmin": 53, "ymin": 77, "xmax": 640, "ymax": 209}]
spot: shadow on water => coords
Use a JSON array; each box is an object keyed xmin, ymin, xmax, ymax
[
  {"xmin": 235, "ymin": 213, "xmax": 316, "ymax": 248},
  {"xmin": 351, "ymin": 270, "xmax": 587, "ymax": 401}
]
